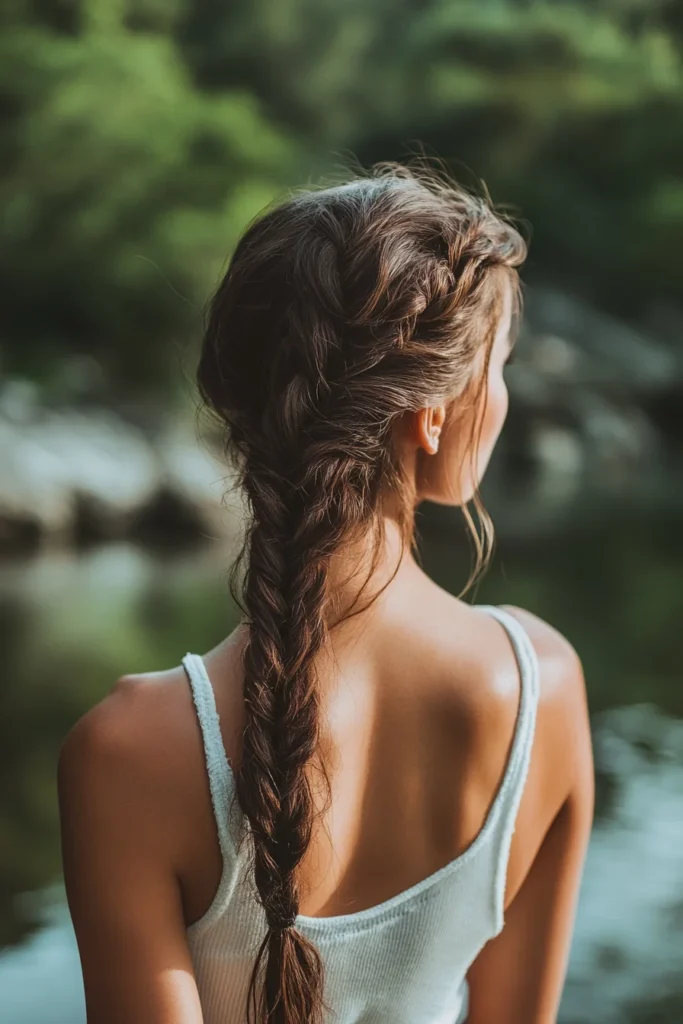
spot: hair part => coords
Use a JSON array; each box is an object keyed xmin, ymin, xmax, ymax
[{"xmin": 197, "ymin": 159, "xmax": 526, "ymax": 1023}]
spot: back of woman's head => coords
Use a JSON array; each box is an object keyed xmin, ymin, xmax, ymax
[{"xmin": 197, "ymin": 162, "xmax": 526, "ymax": 1023}]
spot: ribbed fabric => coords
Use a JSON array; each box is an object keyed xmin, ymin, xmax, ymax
[{"xmin": 181, "ymin": 605, "xmax": 540, "ymax": 1024}]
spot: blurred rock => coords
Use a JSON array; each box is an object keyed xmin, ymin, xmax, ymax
[
  {"xmin": 0, "ymin": 401, "xmax": 241, "ymax": 553},
  {"xmin": 1, "ymin": 286, "xmax": 682, "ymax": 552},
  {"xmin": 520, "ymin": 287, "xmax": 679, "ymax": 392},
  {"xmin": 0, "ymin": 419, "xmax": 74, "ymax": 547},
  {"xmin": 37, "ymin": 410, "xmax": 161, "ymax": 540},
  {"xmin": 491, "ymin": 286, "xmax": 683, "ymax": 534},
  {"xmin": 134, "ymin": 423, "xmax": 246, "ymax": 545},
  {"xmin": 528, "ymin": 421, "xmax": 584, "ymax": 506}
]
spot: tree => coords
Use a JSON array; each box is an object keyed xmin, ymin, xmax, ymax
[
  {"xmin": 177, "ymin": 0, "xmax": 683, "ymax": 318},
  {"xmin": 0, "ymin": 0, "xmax": 294, "ymax": 390}
]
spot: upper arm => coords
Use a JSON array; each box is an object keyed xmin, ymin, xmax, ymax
[
  {"xmin": 466, "ymin": 611, "xmax": 594, "ymax": 1024},
  {"xmin": 58, "ymin": 678, "xmax": 203, "ymax": 1024}
]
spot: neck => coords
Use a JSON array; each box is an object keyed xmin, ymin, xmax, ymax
[{"xmin": 325, "ymin": 512, "xmax": 423, "ymax": 632}]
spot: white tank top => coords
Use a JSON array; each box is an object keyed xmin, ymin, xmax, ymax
[{"xmin": 181, "ymin": 605, "xmax": 540, "ymax": 1024}]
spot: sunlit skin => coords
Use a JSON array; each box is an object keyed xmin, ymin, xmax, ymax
[
  {"xmin": 410, "ymin": 276, "xmax": 514, "ymax": 506},
  {"xmin": 58, "ymin": 280, "xmax": 594, "ymax": 1024}
]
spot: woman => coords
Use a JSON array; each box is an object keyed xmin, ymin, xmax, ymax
[{"xmin": 58, "ymin": 163, "xmax": 594, "ymax": 1024}]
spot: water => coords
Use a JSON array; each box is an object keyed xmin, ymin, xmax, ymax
[{"xmin": 0, "ymin": 511, "xmax": 681, "ymax": 1023}]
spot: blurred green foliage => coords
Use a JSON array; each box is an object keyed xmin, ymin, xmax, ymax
[
  {"xmin": 0, "ymin": 0, "xmax": 293, "ymax": 389},
  {"xmin": 2, "ymin": 0, "xmax": 683, "ymax": 389}
]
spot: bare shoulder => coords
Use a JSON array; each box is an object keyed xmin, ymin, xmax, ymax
[
  {"xmin": 466, "ymin": 609, "xmax": 595, "ymax": 1019},
  {"xmin": 57, "ymin": 665, "xmax": 217, "ymax": 1021},
  {"xmin": 501, "ymin": 604, "xmax": 593, "ymax": 801},
  {"xmin": 59, "ymin": 663, "xmax": 198, "ymax": 791},
  {"xmin": 57, "ymin": 661, "xmax": 209, "ymax": 869},
  {"xmin": 501, "ymin": 605, "xmax": 585, "ymax": 707}
]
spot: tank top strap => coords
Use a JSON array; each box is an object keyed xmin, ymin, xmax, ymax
[
  {"xmin": 475, "ymin": 605, "xmax": 541, "ymax": 934},
  {"xmin": 181, "ymin": 652, "xmax": 240, "ymax": 864}
]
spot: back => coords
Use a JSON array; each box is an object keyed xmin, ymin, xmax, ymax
[
  {"xmin": 58, "ymin": 168, "xmax": 593, "ymax": 1024},
  {"xmin": 58, "ymin": 590, "xmax": 593, "ymax": 1024},
  {"xmin": 182, "ymin": 605, "xmax": 540, "ymax": 1024}
]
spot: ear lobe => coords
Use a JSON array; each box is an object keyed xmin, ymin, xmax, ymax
[
  {"xmin": 427, "ymin": 424, "xmax": 441, "ymax": 454},
  {"xmin": 429, "ymin": 405, "xmax": 446, "ymax": 454},
  {"xmin": 417, "ymin": 404, "xmax": 445, "ymax": 455}
]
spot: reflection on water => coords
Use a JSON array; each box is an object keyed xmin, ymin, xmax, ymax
[
  {"xmin": 0, "ymin": 893, "xmax": 83, "ymax": 1024},
  {"xmin": 562, "ymin": 707, "xmax": 683, "ymax": 1022},
  {"xmin": 0, "ymin": 513, "xmax": 681, "ymax": 1021}
]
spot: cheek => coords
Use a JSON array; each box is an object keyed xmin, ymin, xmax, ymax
[
  {"xmin": 479, "ymin": 373, "xmax": 509, "ymax": 455},
  {"xmin": 423, "ymin": 371, "xmax": 509, "ymax": 507}
]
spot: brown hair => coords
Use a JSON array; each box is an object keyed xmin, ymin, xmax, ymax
[{"xmin": 197, "ymin": 161, "xmax": 526, "ymax": 1023}]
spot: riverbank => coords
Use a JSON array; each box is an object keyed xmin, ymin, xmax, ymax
[{"xmin": 1, "ymin": 287, "xmax": 681, "ymax": 554}]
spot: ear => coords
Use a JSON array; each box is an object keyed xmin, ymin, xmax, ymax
[{"xmin": 415, "ymin": 404, "xmax": 447, "ymax": 455}]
